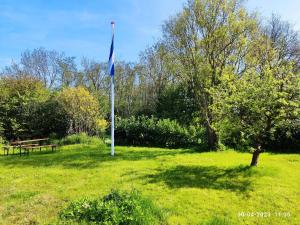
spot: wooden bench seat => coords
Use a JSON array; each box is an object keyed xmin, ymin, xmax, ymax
[
  {"xmin": 11, "ymin": 143, "xmax": 39, "ymax": 147},
  {"xmin": 22, "ymin": 144, "xmax": 57, "ymax": 152},
  {"xmin": 20, "ymin": 144, "xmax": 39, "ymax": 147}
]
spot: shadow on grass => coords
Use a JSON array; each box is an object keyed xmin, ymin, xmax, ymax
[
  {"xmin": 143, "ymin": 165, "xmax": 259, "ymax": 193},
  {"xmin": 0, "ymin": 145, "xmax": 194, "ymax": 169}
]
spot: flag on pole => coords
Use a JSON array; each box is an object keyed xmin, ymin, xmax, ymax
[
  {"xmin": 109, "ymin": 21, "xmax": 115, "ymax": 156},
  {"xmin": 108, "ymin": 22, "xmax": 115, "ymax": 76}
]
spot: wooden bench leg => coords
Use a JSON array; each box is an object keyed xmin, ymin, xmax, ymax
[{"xmin": 3, "ymin": 149, "xmax": 8, "ymax": 156}]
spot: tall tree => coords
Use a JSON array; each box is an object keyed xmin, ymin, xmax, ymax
[
  {"xmin": 114, "ymin": 62, "xmax": 139, "ymax": 117},
  {"xmin": 265, "ymin": 14, "xmax": 300, "ymax": 71},
  {"xmin": 78, "ymin": 58, "xmax": 110, "ymax": 117},
  {"xmin": 162, "ymin": 0, "xmax": 257, "ymax": 149},
  {"xmin": 2, "ymin": 48, "xmax": 76, "ymax": 89},
  {"xmin": 212, "ymin": 23, "xmax": 300, "ymax": 165}
]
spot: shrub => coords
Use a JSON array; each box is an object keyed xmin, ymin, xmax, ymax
[
  {"xmin": 0, "ymin": 76, "xmax": 71, "ymax": 140},
  {"xmin": 114, "ymin": 116, "xmax": 202, "ymax": 148},
  {"xmin": 30, "ymin": 96, "xmax": 70, "ymax": 138},
  {"xmin": 0, "ymin": 76, "xmax": 50, "ymax": 140},
  {"xmin": 58, "ymin": 86, "xmax": 103, "ymax": 135},
  {"xmin": 56, "ymin": 133, "xmax": 104, "ymax": 146},
  {"xmin": 95, "ymin": 119, "xmax": 108, "ymax": 138},
  {"xmin": 59, "ymin": 189, "xmax": 163, "ymax": 225}
]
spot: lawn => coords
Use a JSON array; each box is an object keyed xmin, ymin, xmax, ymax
[{"xmin": 0, "ymin": 144, "xmax": 299, "ymax": 225}]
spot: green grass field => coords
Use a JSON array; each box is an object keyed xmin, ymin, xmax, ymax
[{"xmin": 0, "ymin": 144, "xmax": 299, "ymax": 225}]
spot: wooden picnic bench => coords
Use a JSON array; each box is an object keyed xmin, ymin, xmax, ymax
[
  {"xmin": 6, "ymin": 143, "xmax": 39, "ymax": 155},
  {"xmin": 3, "ymin": 138, "xmax": 57, "ymax": 156}
]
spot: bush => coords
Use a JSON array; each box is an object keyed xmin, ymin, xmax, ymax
[
  {"xmin": 95, "ymin": 119, "xmax": 108, "ymax": 138},
  {"xmin": 58, "ymin": 86, "xmax": 103, "ymax": 135},
  {"xmin": 55, "ymin": 133, "xmax": 104, "ymax": 146},
  {"xmin": 0, "ymin": 76, "xmax": 71, "ymax": 140},
  {"xmin": 30, "ymin": 96, "xmax": 70, "ymax": 138},
  {"xmin": 0, "ymin": 76, "xmax": 50, "ymax": 140},
  {"xmin": 59, "ymin": 189, "xmax": 163, "ymax": 225},
  {"xmin": 115, "ymin": 116, "xmax": 202, "ymax": 148}
]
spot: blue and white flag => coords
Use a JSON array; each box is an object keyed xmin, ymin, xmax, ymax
[
  {"xmin": 109, "ymin": 21, "xmax": 115, "ymax": 156},
  {"xmin": 108, "ymin": 28, "xmax": 115, "ymax": 76}
]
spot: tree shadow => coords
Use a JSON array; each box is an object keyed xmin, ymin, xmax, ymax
[
  {"xmin": 0, "ymin": 145, "xmax": 194, "ymax": 169},
  {"xmin": 143, "ymin": 165, "xmax": 260, "ymax": 193}
]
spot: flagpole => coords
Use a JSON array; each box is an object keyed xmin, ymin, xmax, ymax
[{"xmin": 111, "ymin": 21, "xmax": 115, "ymax": 156}]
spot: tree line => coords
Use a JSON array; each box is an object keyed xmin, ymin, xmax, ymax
[{"xmin": 1, "ymin": 0, "xmax": 299, "ymax": 160}]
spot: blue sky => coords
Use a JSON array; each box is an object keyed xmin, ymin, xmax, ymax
[{"xmin": 0, "ymin": 0, "xmax": 300, "ymax": 68}]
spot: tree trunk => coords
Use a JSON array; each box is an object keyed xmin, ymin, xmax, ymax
[
  {"xmin": 250, "ymin": 146, "xmax": 264, "ymax": 166},
  {"xmin": 206, "ymin": 123, "xmax": 219, "ymax": 150}
]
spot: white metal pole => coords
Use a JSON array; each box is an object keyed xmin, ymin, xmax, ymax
[
  {"xmin": 111, "ymin": 76, "xmax": 114, "ymax": 156},
  {"xmin": 111, "ymin": 22, "xmax": 115, "ymax": 156}
]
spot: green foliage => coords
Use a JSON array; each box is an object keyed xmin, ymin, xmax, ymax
[
  {"xmin": 0, "ymin": 76, "xmax": 49, "ymax": 140},
  {"xmin": 0, "ymin": 136, "xmax": 4, "ymax": 149},
  {"xmin": 95, "ymin": 119, "xmax": 108, "ymax": 138},
  {"xmin": 59, "ymin": 189, "xmax": 163, "ymax": 225},
  {"xmin": 0, "ymin": 76, "xmax": 71, "ymax": 140},
  {"xmin": 211, "ymin": 35, "xmax": 300, "ymax": 150},
  {"xmin": 58, "ymin": 86, "xmax": 103, "ymax": 135},
  {"xmin": 115, "ymin": 116, "xmax": 203, "ymax": 148},
  {"xmin": 55, "ymin": 133, "xmax": 104, "ymax": 146},
  {"xmin": 0, "ymin": 123, "xmax": 4, "ymax": 138},
  {"xmin": 267, "ymin": 127, "xmax": 300, "ymax": 151},
  {"xmin": 30, "ymin": 95, "xmax": 70, "ymax": 138},
  {"xmin": 156, "ymin": 85, "xmax": 198, "ymax": 125},
  {"xmin": 161, "ymin": 0, "xmax": 257, "ymax": 149}
]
